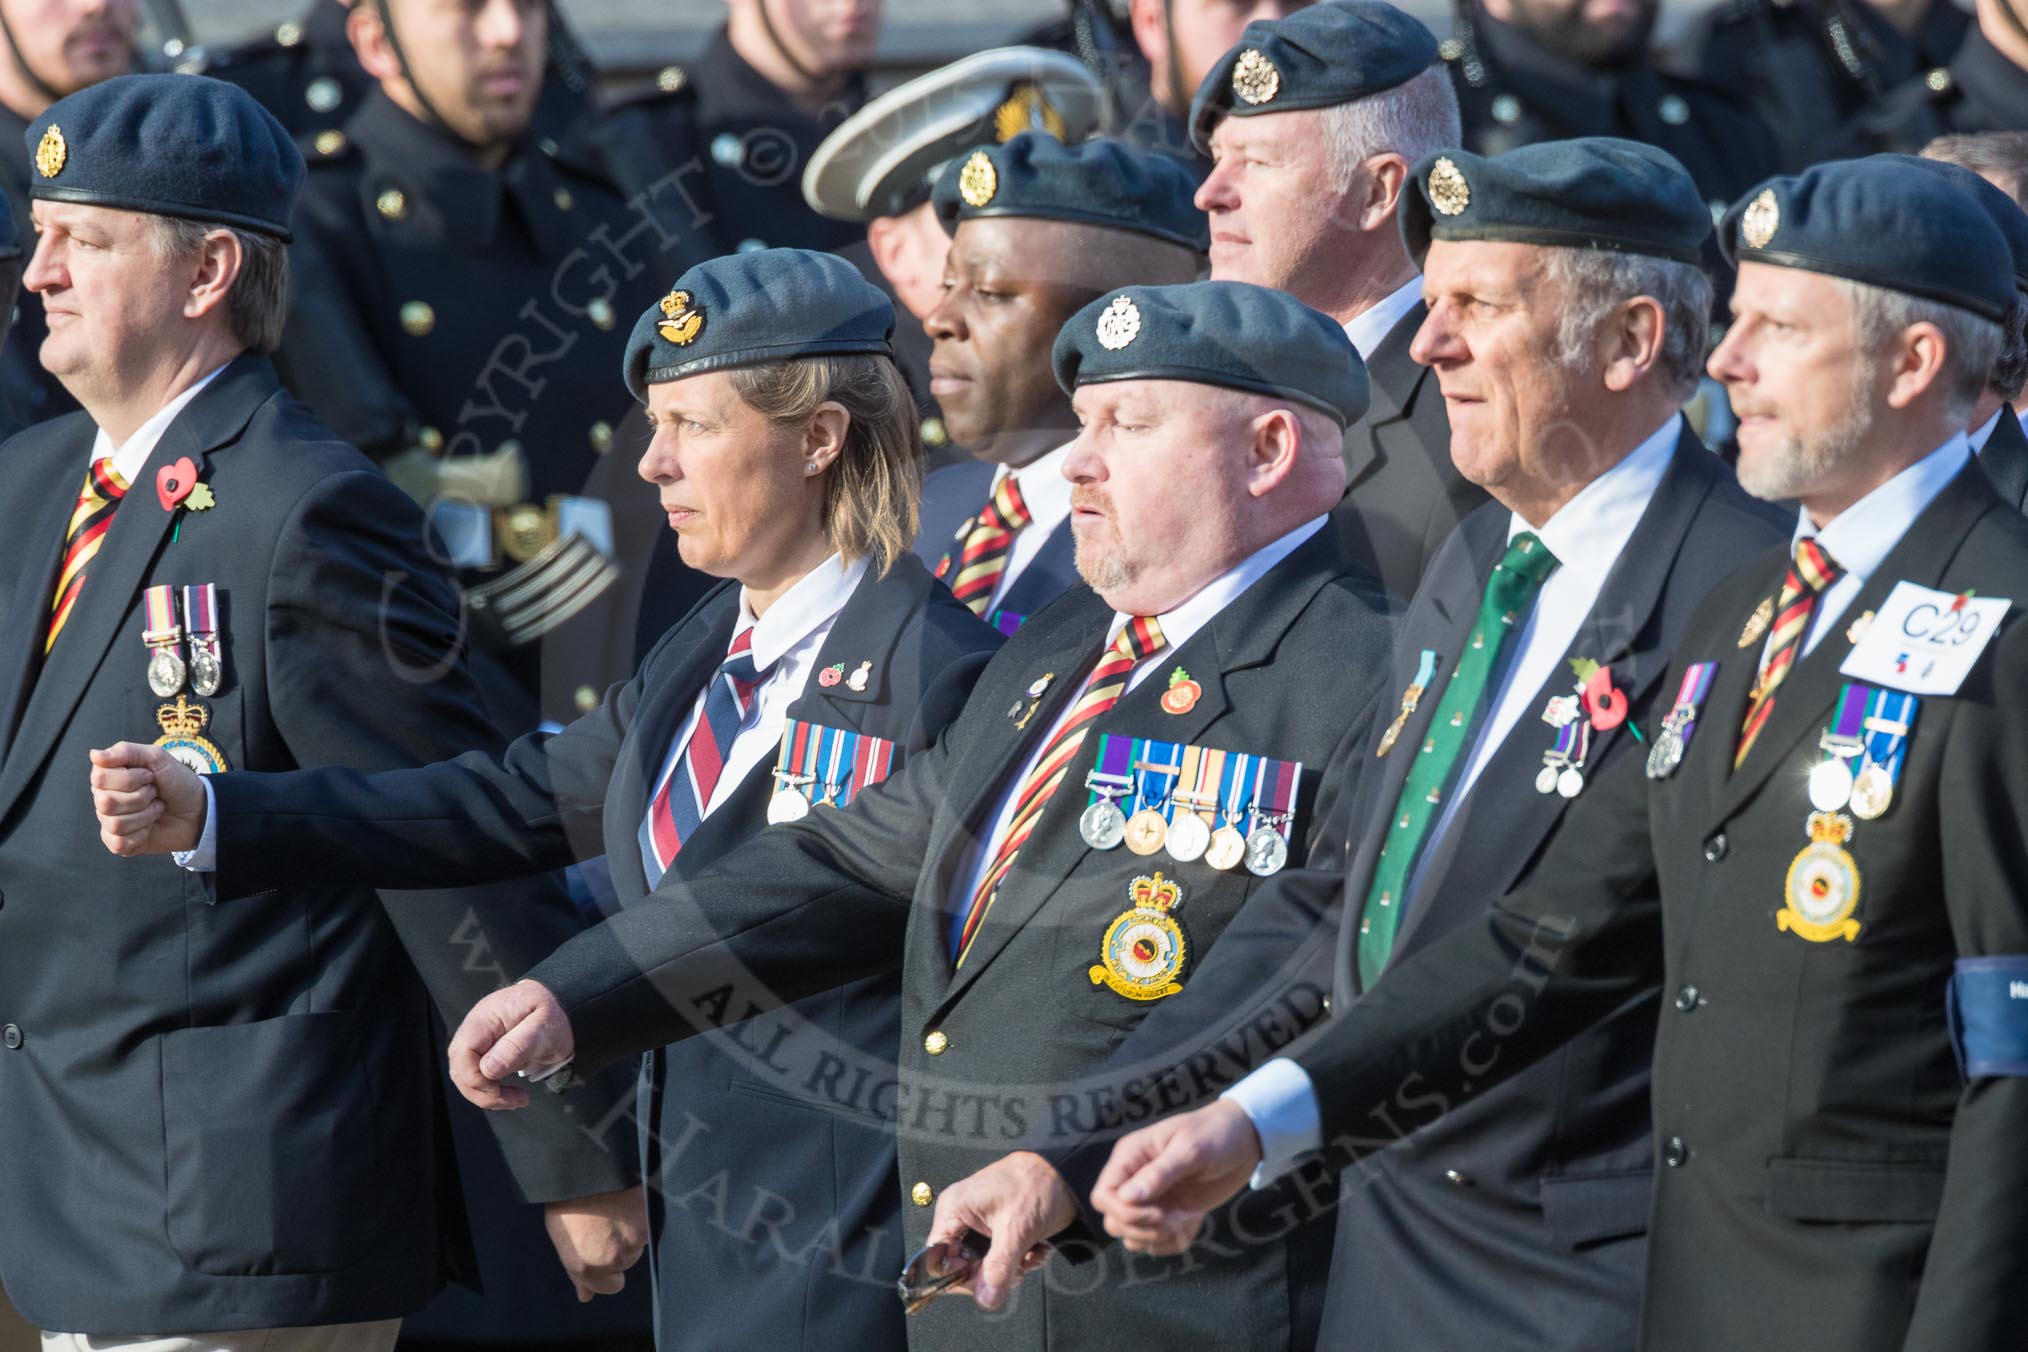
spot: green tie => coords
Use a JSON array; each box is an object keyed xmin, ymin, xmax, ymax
[{"xmin": 1356, "ymin": 531, "xmax": 1560, "ymax": 987}]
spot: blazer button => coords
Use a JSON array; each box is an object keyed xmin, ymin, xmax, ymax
[
  {"xmin": 1674, "ymin": 985, "xmax": 1701, "ymax": 1012},
  {"xmin": 1321, "ymin": 996, "xmax": 1332, "ymax": 1013},
  {"xmin": 2, "ymin": 1024, "xmax": 20, "ymax": 1050},
  {"xmin": 1703, "ymin": 833, "xmax": 1728, "ymax": 862},
  {"xmin": 1663, "ymin": 1136, "xmax": 1688, "ymax": 1168},
  {"xmin": 1443, "ymin": 1169, "xmax": 1472, "ymax": 1187},
  {"xmin": 924, "ymin": 1030, "xmax": 949, "ymax": 1056},
  {"xmin": 911, "ymin": 1181, "xmax": 934, "ymax": 1207}
]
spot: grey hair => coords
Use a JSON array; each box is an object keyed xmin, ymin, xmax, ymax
[
  {"xmin": 1542, "ymin": 248, "xmax": 1712, "ymax": 405},
  {"xmin": 1921, "ymin": 131, "xmax": 2028, "ymax": 207},
  {"xmin": 150, "ymin": 216, "xmax": 291, "ymax": 354},
  {"xmin": 1317, "ymin": 64, "xmax": 1462, "ymax": 196},
  {"xmin": 1836, "ymin": 278, "xmax": 2007, "ymax": 423}
]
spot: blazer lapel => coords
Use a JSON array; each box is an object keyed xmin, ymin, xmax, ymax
[
  {"xmin": 996, "ymin": 522, "xmax": 1078, "ymax": 628},
  {"xmin": 1977, "ymin": 412, "xmax": 2028, "ymax": 512},
  {"xmin": 1344, "ymin": 305, "xmax": 1431, "ymax": 497},
  {"xmin": 1715, "ymin": 463, "xmax": 1998, "ymax": 823},
  {"xmin": 0, "ymin": 431, "xmax": 92, "ymax": 762}
]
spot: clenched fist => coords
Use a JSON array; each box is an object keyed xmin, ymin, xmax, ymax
[{"xmin": 88, "ymin": 741, "xmax": 208, "ymax": 856}]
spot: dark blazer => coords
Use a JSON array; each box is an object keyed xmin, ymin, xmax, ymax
[
  {"xmin": 505, "ymin": 523, "xmax": 1400, "ymax": 1352},
  {"xmin": 0, "ymin": 357, "xmax": 633, "ymax": 1335},
  {"xmin": 1978, "ymin": 410, "xmax": 2028, "ymax": 513},
  {"xmin": 210, "ymin": 554, "xmax": 1001, "ymax": 1352},
  {"xmin": 1283, "ymin": 462, "xmax": 2028, "ymax": 1352},
  {"xmin": 914, "ymin": 458, "xmax": 1083, "ymax": 632},
  {"xmin": 1332, "ymin": 303, "xmax": 1487, "ymax": 603}
]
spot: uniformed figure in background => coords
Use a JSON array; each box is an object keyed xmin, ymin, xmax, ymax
[
  {"xmin": 0, "ymin": 0, "xmax": 135, "ymax": 432},
  {"xmin": 1863, "ymin": 0, "xmax": 2028, "ymax": 150},
  {"xmin": 591, "ymin": 0, "xmax": 880, "ymax": 259},
  {"xmin": 1098, "ymin": 156, "xmax": 2028, "ymax": 1352},
  {"xmin": 277, "ymin": 0, "xmax": 712, "ymax": 732},
  {"xmin": 914, "ymin": 134, "xmax": 1204, "ymax": 635},
  {"xmin": 1107, "ymin": 0, "xmax": 1313, "ymax": 176},
  {"xmin": 1189, "ymin": 0, "xmax": 1488, "ymax": 602},
  {"xmin": 804, "ymin": 45, "xmax": 1105, "ymax": 465},
  {"xmin": 1687, "ymin": 0, "xmax": 1970, "ymax": 169},
  {"xmin": 1441, "ymin": 0, "xmax": 1779, "ymax": 216}
]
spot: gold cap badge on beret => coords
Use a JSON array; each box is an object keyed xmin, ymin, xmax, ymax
[
  {"xmin": 959, "ymin": 149, "xmax": 998, "ymax": 209},
  {"xmin": 35, "ymin": 124, "xmax": 65, "ymax": 179},
  {"xmin": 993, "ymin": 83, "xmax": 1067, "ymax": 145},
  {"xmin": 658, "ymin": 288, "xmax": 705, "ymax": 346},
  {"xmin": 1096, "ymin": 295, "xmax": 1142, "ymax": 351},
  {"xmin": 1741, "ymin": 188, "xmax": 1780, "ymax": 250},
  {"xmin": 1232, "ymin": 49, "xmax": 1280, "ymax": 106},
  {"xmin": 1428, "ymin": 157, "xmax": 1469, "ymax": 217}
]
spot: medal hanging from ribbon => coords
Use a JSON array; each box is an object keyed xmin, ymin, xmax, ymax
[
  {"xmin": 1647, "ymin": 661, "xmax": 1717, "ymax": 780},
  {"xmin": 182, "ymin": 583, "xmax": 223, "ymax": 697},
  {"xmin": 1850, "ymin": 687, "xmax": 1916, "ymax": 820},
  {"xmin": 1205, "ymin": 746, "xmax": 1252, "ymax": 871},
  {"xmin": 1780, "ymin": 683, "xmax": 1919, "ymax": 944},
  {"xmin": 142, "ymin": 584, "xmax": 187, "ymax": 698},
  {"xmin": 1375, "ymin": 649, "xmax": 1437, "ymax": 758},
  {"xmin": 766, "ymin": 720, "xmax": 897, "ymax": 825},
  {"xmin": 1079, "ymin": 734, "xmax": 1136, "ymax": 849},
  {"xmin": 1164, "ymin": 745, "xmax": 1218, "ymax": 863},
  {"xmin": 1123, "ymin": 737, "xmax": 1184, "ymax": 857},
  {"xmin": 1806, "ymin": 684, "xmax": 1870, "ymax": 814},
  {"xmin": 1243, "ymin": 754, "xmax": 1300, "ymax": 877},
  {"xmin": 1535, "ymin": 693, "xmax": 1592, "ymax": 798},
  {"xmin": 1080, "ymin": 735, "xmax": 1301, "ymax": 874}
]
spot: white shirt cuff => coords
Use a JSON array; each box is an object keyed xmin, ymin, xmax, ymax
[
  {"xmin": 1221, "ymin": 1056, "xmax": 1321, "ymax": 1189},
  {"xmin": 173, "ymin": 777, "xmax": 219, "ymax": 873}
]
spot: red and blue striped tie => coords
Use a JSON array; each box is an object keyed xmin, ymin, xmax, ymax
[
  {"xmin": 640, "ymin": 629, "xmax": 768, "ymax": 885},
  {"xmin": 1735, "ymin": 538, "xmax": 1843, "ymax": 768}
]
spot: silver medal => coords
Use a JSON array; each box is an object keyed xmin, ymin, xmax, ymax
[
  {"xmin": 1243, "ymin": 826, "xmax": 1288, "ymax": 877},
  {"xmin": 766, "ymin": 789, "xmax": 811, "ymax": 825},
  {"xmin": 1807, "ymin": 758, "xmax": 1854, "ymax": 813},
  {"xmin": 1556, "ymin": 766, "xmax": 1585, "ymax": 798},
  {"xmin": 190, "ymin": 645, "xmax": 223, "ymax": 698},
  {"xmin": 1645, "ymin": 727, "xmax": 1684, "ymax": 780},
  {"xmin": 147, "ymin": 646, "xmax": 187, "ymax": 698},
  {"xmin": 1535, "ymin": 763, "xmax": 1560, "ymax": 795},
  {"xmin": 1079, "ymin": 800, "xmax": 1127, "ymax": 850},
  {"xmin": 1165, "ymin": 812, "xmax": 1210, "ymax": 863}
]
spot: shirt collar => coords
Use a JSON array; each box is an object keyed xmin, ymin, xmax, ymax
[
  {"xmin": 1969, "ymin": 408, "xmax": 2004, "ymax": 454},
  {"xmin": 1509, "ymin": 414, "xmax": 1681, "ymax": 570},
  {"xmin": 1341, "ymin": 275, "xmax": 1424, "ymax": 361},
  {"xmin": 1106, "ymin": 515, "xmax": 1328, "ymax": 653},
  {"xmin": 735, "ymin": 553, "xmax": 868, "ymax": 671},
  {"xmin": 1796, "ymin": 434, "xmax": 1971, "ymax": 584},
  {"xmin": 94, "ymin": 364, "xmax": 229, "ymax": 485},
  {"xmin": 998, "ymin": 440, "xmax": 1077, "ymax": 530}
]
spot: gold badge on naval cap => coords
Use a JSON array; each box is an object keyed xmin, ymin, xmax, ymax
[
  {"xmin": 1741, "ymin": 188, "xmax": 1780, "ymax": 250},
  {"xmin": 1428, "ymin": 157, "xmax": 1470, "ymax": 217},
  {"xmin": 994, "ymin": 83, "xmax": 1066, "ymax": 144},
  {"xmin": 35, "ymin": 124, "xmax": 65, "ymax": 179},
  {"xmin": 1095, "ymin": 294, "xmax": 1142, "ymax": 351},
  {"xmin": 1231, "ymin": 49, "xmax": 1281, "ymax": 106},
  {"xmin": 658, "ymin": 288, "xmax": 704, "ymax": 346},
  {"xmin": 959, "ymin": 149, "xmax": 998, "ymax": 208}
]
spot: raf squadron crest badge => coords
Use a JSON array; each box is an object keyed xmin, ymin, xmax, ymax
[{"xmin": 1090, "ymin": 873, "xmax": 1188, "ymax": 1001}]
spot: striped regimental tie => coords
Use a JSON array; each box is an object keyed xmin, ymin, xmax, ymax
[
  {"xmin": 938, "ymin": 474, "xmax": 1033, "ymax": 617},
  {"xmin": 639, "ymin": 628, "xmax": 770, "ymax": 886},
  {"xmin": 950, "ymin": 614, "xmax": 1167, "ymax": 967},
  {"xmin": 45, "ymin": 458, "xmax": 131, "ymax": 654},
  {"xmin": 1734, "ymin": 539, "xmax": 1843, "ymax": 768}
]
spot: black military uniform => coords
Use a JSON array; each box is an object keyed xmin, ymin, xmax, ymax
[
  {"xmin": 1688, "ymin": 0, "xmax": 1970, "ymax": 168},
  {"xmin": 590, "ymin": 25, "xmax": 867, "ymax": 259},
  {"xmin": 0, "ymin": 90, "xmax": 79, "ymax": 431},
  {"xmin": 1236, "ymin": 157, "xmax": 2028, "ymax": 1352},
  {"xmin": 1864, "ymin": 22, "xmax": 2028, "ymax": 153},
  {"xmin": 278, "ymin": 87, "xmax": 711, "ymax": 727},
  {"xmin": 1442, "ymin": 3, "xmax": 1779, "ymax": 215},
  {"xmin": 0, "ymin": 75, "xmax": 635, "ymax": 1337}
]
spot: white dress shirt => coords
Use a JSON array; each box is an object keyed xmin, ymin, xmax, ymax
[
  {"xmin": 946, "ymin": 516, "xmax": 1327, "ymax": 927},
  {"xmin": 1969, "ymin": 409, "xmax": 2003, "ymax": 455},
  {"xmin": 1341, "ymin": 275, "xmax": 1424, "ymax": 362},
  {"xmin": 1226, "ymin": 414, "xmax": 1682, "ymax": 1185},
  {"xmin": 184, "ymin": 551, "xmax": 868, "ymax": 871},
  {"xmin": 102, "ymin": 365, "xmax": 227, "ymax": 486},
  {"xmin": 988, "ymin": 440, "xmax": 1076, "ymax": 612}
]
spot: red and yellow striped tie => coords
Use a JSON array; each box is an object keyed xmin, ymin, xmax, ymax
[
  {"xmin": 46, "ymin": 458, "xmax": 130, "ymax": 654},
  {"xmin": 1735, "ymin": 538, "xmax": 1842, "ymax": 767},
  {"xmin": 939, "ymin": 474, "xmax": 1033, "ymax": 617},
  {"xmin": 951, "ymin": 614, "xmax": 1166, "ymax": 967}
]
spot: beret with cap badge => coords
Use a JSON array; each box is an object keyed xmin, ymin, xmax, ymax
[{"xmin": 931, "ymin": 132, "xmax": 1208, "ymax": 253}]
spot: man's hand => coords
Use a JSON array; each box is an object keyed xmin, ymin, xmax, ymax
[
  {"xmin": 925, "ymin": 1151, "xmax": 1070, "ymax": 1311},
  {"xmin": 1089, "ymin": 1100, "xmax": 1263, "ymax": 1255},
  {"xmin": 544, "ymin": 1185, "xmax": 650, "ymax": 1302},
  {"xmin": 448, "ymin": 980, "xmax": 575, "ymax": 1109},
  {"xmin": 88, "ymin": 742, "xmax": 207, "ymax": 856}
]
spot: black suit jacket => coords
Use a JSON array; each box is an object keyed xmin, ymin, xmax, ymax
[
  {"xmin": 914, "ymin": 458, "xmax": 1083, "ymax": 632},
  {"xmin": 1284, "ymin": 462, "xmax": 2028, "ymax": 1352},
  {"xmin": 1977, "ymin": 410, "xmax": 2028, "ymax": 513},
  {"xmin": 516, "ymin": 523, "xmax": 1400, "ymax": 1352},
  {"xmin": 210, "ymin": 553, "xmax": 1000, "ymax": 1352},
  {"xmin": 1331, "ymin": 303, "xmax": 1487, "ymax": 602},
  {"xmin": 0, "ymin": 357, "xmax": 633, "ymax": 1335}
]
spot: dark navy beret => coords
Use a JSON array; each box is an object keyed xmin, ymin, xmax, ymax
[
  {"xmin": 1400, "ymin": 137, "xmax": 1709, "ymax": 267},
  {"xmin": 1190, "ymin": 0, "xmax": 1439, "ymax": 151},
  {"xmin": 932, "ymin": 132, "xmax": 1208, "ymax": 252},
  {"xmin": 624, "ymin": 248, "xmax": 895, "ymax": 403},
  {"xmin": 26, "ymin": 74, "xmax": 302, "ymax": 240},
  {"xmin": 1719, "ymin": 158, "xmax": 2016, "ymax": 323},
  {"xmin": 1052, "ymin": 281, "xmax": 1370, "ymax": 428},
  {"xmin": 1897, "ymin": 156, "xmax": 2028, "ymax": 297}
]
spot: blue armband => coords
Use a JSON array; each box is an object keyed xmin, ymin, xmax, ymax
[{"xmin": 1945, "ymin": 957, "xmax": 2028, "ymax": 1079}]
